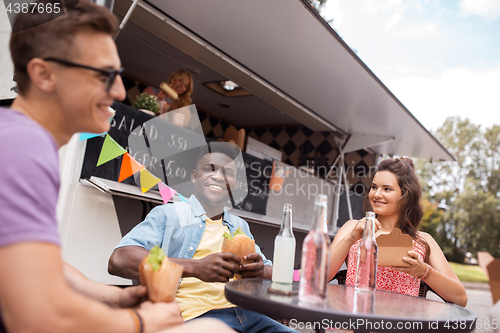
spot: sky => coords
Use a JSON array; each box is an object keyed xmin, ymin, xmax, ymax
[{"xmin": 320, "ymin": 0, "xmax": 500, "ymax": 132}]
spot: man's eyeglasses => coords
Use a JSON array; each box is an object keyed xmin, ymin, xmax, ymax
[{"xmin": 43, "ymin": 58, "xmax": 124, "ymax": 92}]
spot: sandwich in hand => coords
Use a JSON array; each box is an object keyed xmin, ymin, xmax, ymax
[
  {"xmin": 139, "ymin": 245, "xmax": 183, "ymax": 302},
  {"xmin": 222, "ymin": 227, "xmax": 255, "ymax": 279}
]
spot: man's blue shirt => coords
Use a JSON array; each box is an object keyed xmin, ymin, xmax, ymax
[{"xmin": 116, "ymin": 195, "xmax": 271, "ymax": 265}]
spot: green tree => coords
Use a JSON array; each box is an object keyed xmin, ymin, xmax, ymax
[
  {"xmin": 462, "ymin": 125, "xmax": 500, "ymax": 257},
  {"xmin": 307, "ymin": 0, "xmax": 328, "ymax": 13},
  {"xmin": 456, "ymin": 184, "xmax": 500, "ymax": 257},
  {"xmin": 424, "ymin": 117, "xmax": 481, "ymax": 261},
  {"xmin": 417, "ymin": 117, "xmax": 500, "ymax": 260},
  {"xmin": 482, "ymin": 125, "xmax": 500, "ymax": 196},
  {"xmin": 420, "ymin": 198, "xmax": 442, "ymax": 237},
  {"xmin": 307, "ymin": 0, "xmax": 333, "ymax": 24}
]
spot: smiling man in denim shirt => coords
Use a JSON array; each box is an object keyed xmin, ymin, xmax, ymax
[{"xmin": 109, "ymin": 142, "xmax": 295, "ymax": 333}]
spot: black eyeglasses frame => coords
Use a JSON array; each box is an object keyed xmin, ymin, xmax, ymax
[{"xmin": 43, "ymin": 57, "xmax": 124, "ymax": 92}]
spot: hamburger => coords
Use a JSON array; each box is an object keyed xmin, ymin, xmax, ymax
[{"xmin": 222, "ymin": 227, "xmax": 255, "ymax": 279}]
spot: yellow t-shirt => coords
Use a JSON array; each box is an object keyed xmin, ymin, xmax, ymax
[{"xmin": 176, "ymin": 217, "xmax": 236, "ymax": 320}]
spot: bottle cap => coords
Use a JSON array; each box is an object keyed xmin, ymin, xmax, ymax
[{"xmin": 315, "ymin": 194, "xmax": 328, "ymax": 206}]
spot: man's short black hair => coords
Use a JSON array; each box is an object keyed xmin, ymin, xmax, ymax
[{"xmin": 196, "ymin": 142, "xmax": 240, "ymax": 165}]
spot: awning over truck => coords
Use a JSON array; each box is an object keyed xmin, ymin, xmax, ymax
[{"xmin": 113, "ymin": 0, "xmax": 454, "ymax": 161}]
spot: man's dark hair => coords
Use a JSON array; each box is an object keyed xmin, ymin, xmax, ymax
[
  {"xmin": 10, "ymin": 0, "xmax": 118, "ymax": 95},
  {"xmin": 196, "ymin": 142, "xmax": 240, "ymax": 165}
]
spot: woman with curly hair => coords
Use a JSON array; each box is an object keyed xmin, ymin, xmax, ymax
[{"xmin": 328, "ymin": 157, "xmax": 467, "ymax": 306}]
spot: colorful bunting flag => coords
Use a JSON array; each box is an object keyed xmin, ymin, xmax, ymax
[
  {"xmin": 178, "ymin": 193, "xmax": 189, "ymax": 203},
  {"xmin": 139, "ymin": 169, "xmax": 161, "ymax": 193},
  {"xmin": 96, "ymin": 134, "xmax": 127, "ymax": 167},
  {"xmin": 293, "ymin": 270, "xmax": 301, "ymax": 282},
  {"xmin": 90, "ymin": 131, "xmax": 174, "ymax": 196},
  {"xmin": 118, "ymin": 153, "xmax": 145, "ymax": 182},
  {"xmin": 158, "ymin": 182, "xmax": 177, "ymax": 204},
  {"xmin": 79, "ymin": 132, "xmax": 106, "ymax": 141}
]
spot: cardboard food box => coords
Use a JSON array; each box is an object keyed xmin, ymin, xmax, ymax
[
  {"xmin": 376, "ymin": 228, "xmax": 412, "ymax": 267},
  {"xmin": 477, "ymin": 251, "xmax": 500, "ymax": 304}
]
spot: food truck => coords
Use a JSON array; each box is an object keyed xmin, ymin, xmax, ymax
[{"xmin": 0, "ymin": 0, "xmax": 454, "ymax": 285}]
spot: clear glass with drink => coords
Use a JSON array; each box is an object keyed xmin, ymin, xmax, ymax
[
  {"xmin": 355, "ymin": 211, "xmax": 378, "ymax": 291},
  {"xmin": 299, "ymin": 195, "xmax": 331, "ymax": 304},
  {"xmin": 272, "ymin": 204, "xmax": 296, "ymax": 284}
]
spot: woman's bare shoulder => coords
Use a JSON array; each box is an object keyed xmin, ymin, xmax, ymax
[
  {"xmin": 418, "ymin": 231, "xmax": 440, "ymax": 248},
  {"xmin": 418, "ymin": 231, "xmax": 432, "ymax": 240},
  {"xmin": 339, "ymin": 219, "xmax": 359, "ymax": 232}
]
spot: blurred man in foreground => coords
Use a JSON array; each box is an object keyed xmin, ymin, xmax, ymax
[{"xmin": 0, "ymin": 1, "xmax": 232, "ymax": 332}]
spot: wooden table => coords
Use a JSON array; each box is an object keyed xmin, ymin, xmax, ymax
[{"xmin": 225, "ymin": 279, "xmax": 476, "ymax": 333}]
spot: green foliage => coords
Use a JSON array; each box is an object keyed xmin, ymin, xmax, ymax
[
  {"xmin": 133, "ymin": 93, "xmax": 160, "ymax": 114},
  {"xmin": 420, "ymin": 198, "xmax": 442, "ymax": 237},
  {"xmin": 457, "ymin": 185, "xmax": 500, "ymax": 258},
  {"xmin": 308, "ymin": 0, "xmax": 328, "ymax": 13},
  {"xmin": 416, "ymin": 116, "xmax": 500, "ymax": 260},
  {"xmin": 307, "ymin": 0, "xmax": 333, "ymax": 24},
  {"xmin": 483, "ymin": 125, "xmax": 500, "ymax": 196}
]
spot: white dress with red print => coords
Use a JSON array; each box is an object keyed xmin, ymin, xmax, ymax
[{"xmin": 345, "ymin": 233, "xmax": 426, "ymax": 297}]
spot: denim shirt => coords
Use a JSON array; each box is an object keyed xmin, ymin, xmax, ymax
[{"xmin": 116, "ymin": 195, "xmax": 271, "ymax": 265}]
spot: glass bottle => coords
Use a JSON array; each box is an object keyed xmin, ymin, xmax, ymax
[
  {"xmin": 355, "ymin": 211, "xmax": 378, "ymax": 291},
  {"xmin": 299, "ymin": 195, "xmax": 331, "ymax": 304},
  {"xmin": 353, "ymin": 289, "xmax": 375, "ymax": 314},
  {"xmin": 272, "ymin": 204, "xmax": 296, "ymax": 284}
]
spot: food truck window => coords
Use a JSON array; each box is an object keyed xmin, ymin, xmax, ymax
[{"xmin": 80, "ymin": 101, "xmax": 274, "ymax": 229}]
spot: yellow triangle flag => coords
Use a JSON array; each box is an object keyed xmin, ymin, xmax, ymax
[
  {"xmin": 140, "ymin": 169, "xmax": 161, "ymax": 193},
  {"xmin": 97, "ymin": 134, "xmax": 127, "ymax": 167}
]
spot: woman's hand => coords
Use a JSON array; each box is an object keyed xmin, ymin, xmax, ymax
[
  {"xmin": 348, "ymin": 218, "xmax": 381, "ymax": 244},
  {"xmin": 392, "ymin": 251, "xmax": 427, "ymax": 278},
  {"xmin": 348, "ymin": 218, "xmax": 366, "ymax": 242}
]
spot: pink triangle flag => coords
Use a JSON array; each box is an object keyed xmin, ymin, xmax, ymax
[{"xmin": 158, "ymin": 182, "xmax": 177, "ymax": 204}]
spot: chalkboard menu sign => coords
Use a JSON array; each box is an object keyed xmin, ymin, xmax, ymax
[
  {"xmin": 126, "ymin": 105, "xmax": 208, "ymax": 197},
  {"xmin": 234, "ymin": 152, "xmax": 273, "ymax": 215},
  {"xmin": 337, "ymin": 190, "xmax": 365, "ymax": 228},
  {"xmin": 80, "ymin": 101, "xmax": 154, "ymax": 186},
  {"xmin": 80, "ymin": 101, "xmax": 271, "ymax": 215}
]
